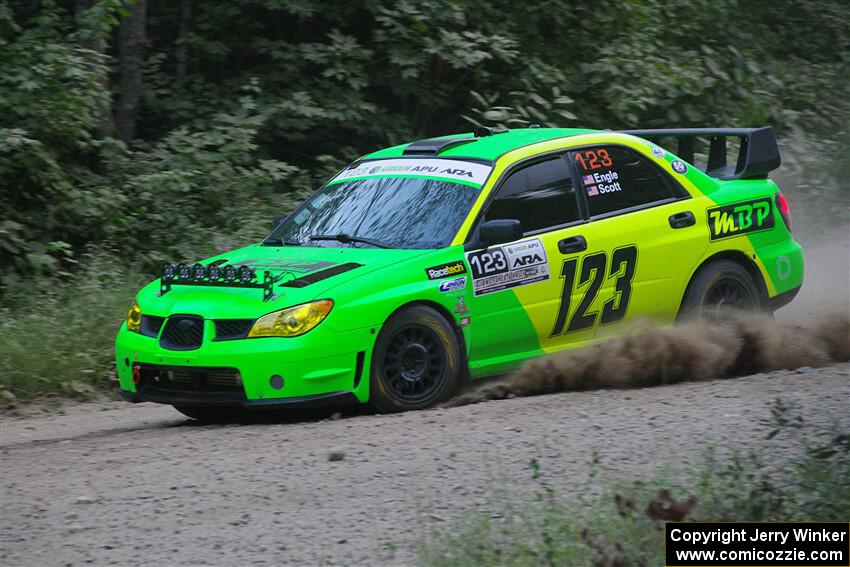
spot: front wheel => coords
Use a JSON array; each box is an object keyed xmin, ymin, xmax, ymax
[
  {"xmin": 679, "ymin": 259, "xmax": 766, "ymax": 320},
  {"xmin": 369, "ymin": 305, "xmax": 461, "ymax": 412}
]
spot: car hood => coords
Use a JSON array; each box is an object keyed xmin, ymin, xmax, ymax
[{"xmin": 136, "ymin": 243, "xmax": 431, "ymax": 319}]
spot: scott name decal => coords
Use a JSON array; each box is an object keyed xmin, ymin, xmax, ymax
[{"xmin": 707, "ymin": 198, "xmax": 774, "ymax": 240}]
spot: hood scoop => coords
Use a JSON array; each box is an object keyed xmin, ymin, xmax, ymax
[{"xmin": 280, "ymin": 262, "xmax": 363, "ymax": 289}]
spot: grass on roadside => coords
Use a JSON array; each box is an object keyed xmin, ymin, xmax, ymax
[
  {"xmin": 418, "ymin": 400, "xmax": 850, "ymax": 567},
  {"xmin": 0, "ymin": 251, "xmax": 147, "ymax": 403}
]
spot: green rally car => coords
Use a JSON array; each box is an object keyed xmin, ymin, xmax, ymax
[{"xmin": 116, "ymin": 126, "xmax": 804, "ymax": 419}]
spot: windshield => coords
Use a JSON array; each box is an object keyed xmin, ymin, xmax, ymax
[{"xmin": 267, "ymin": 176, "xmax": 481, "ymax": 249}]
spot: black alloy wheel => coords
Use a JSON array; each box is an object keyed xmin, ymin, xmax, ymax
[{"xmin": 369, "ymin": 305, "xmax": 461, "ymax": 412}]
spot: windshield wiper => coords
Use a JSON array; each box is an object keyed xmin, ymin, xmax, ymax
[
  {"xmin": 310, "ymin": 233, "xmax": 392, "ymax": 249},
  {"xmin": 261, "ymin": 236, "xmax": 302, "ymax": 247}
]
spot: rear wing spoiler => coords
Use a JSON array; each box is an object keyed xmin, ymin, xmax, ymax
[{"xmin": 619, "ymin": 127, "xmax": 781, "ymax": 180}]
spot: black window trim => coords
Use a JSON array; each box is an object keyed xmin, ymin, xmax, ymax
[
  {"xmin": 568, "ymin": 142, "xmax": 692, "ymax": 222},
  {"xmin": 588, "ymin": 196, "xmax": 683, "ymax": 222},
  {"xmin": 463, "ymin": 143, "xmax": 693, "ymax": 250},
  {"xmin": 463, "ymin": 149, "xmax": 583, "ymax": 250}
]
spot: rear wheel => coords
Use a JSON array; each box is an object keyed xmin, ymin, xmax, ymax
[
  {"xmin": 680, "ymin": 259, "xmax": 765, "ymax": 320},
  {"xmin": 369, "ymin": 305, "xmax": 461, "ymax": 412}
]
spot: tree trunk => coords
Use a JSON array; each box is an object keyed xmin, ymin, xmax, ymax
[
  {"xmin": 75, "ymin": 0, "xmax": 116, "ymax": 137},
  {"xmin": 116, "ymin": 0, "xmax": 147, "ymax": 143},
  {"xmin": 175, "ymin": 0, "xmax": 192, "ymax": 87}
]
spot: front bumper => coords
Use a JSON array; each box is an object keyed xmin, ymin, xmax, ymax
[
  {"xmin": 118, "ymin": 387, "xmax": 359, "ymax": 408},
  {"xmin": 115, "ymin": 322, "xmax": 373, "ymax": 406}
]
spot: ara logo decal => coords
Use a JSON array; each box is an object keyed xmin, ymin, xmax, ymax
[
  {"xmin": 439, "ymin": 276, "xmax": 467, "ymax": 293},
  {"xmin": 440, "ymin": 168, "xmax": 474, "ymax": 178},
  {"xmin": 707, "ymin": 198, "xmax": 775, "ymax": 240},
  {"xmin": 511, "ymin": 253, "xmax": 545, "ymax": 268}
]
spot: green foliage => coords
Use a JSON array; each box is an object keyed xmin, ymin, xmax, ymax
[
  {"xmin": 0, "ymin": 250, "xmax": 144, "ymax": 400},
  {"xmin": 1, "ymin": 0, "xmax": 848, "ymax": 396},
  {"xmin": 3, "ymin": 0, "xmax": 848, "ymax": 280},
  {"xmin": 419, "ymin": 401, "xmax": 850, "ymax": 566}
]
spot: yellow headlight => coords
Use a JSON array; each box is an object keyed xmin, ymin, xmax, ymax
[
  {"xmin": 248, "ymin": 299, "xmax": 334, "ymax": 338},
  {"xmin": 126, "ymin": 299, "xmax": 142, "ymax": 332}
]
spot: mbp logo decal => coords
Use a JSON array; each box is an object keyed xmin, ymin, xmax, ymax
[
  {"xmin": 439, "ymin": 277, "xmax": 467, "ymax": 293},
  {"xmin": 707, "ymin": 198, "xmax": 775, "ymax": 240},
  {"xmin": 426, "ymin": 261, "xmax": 467, "ymax": 280}
]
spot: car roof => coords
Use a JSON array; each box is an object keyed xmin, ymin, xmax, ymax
[{"xmin": 364, "ymin": 127, "xmax": 602, "ymax": 162}]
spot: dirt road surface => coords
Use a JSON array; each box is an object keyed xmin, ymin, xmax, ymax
[{"xmin": 1, "ymin": 363, "xmax": 848, "ymax": 566}]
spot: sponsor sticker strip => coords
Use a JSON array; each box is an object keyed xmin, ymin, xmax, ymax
[
  {"xmin": 331, "ymin": 158, "xmax": 493, "ymax": 187},
  {"xmin": 466, "ymin": 238, "xmax": 550, "ymax": 296}
]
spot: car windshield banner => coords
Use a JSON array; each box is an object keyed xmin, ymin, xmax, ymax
[{"xmin": 329, "ymin": 158, "xmax": 493, "ymax": 187}]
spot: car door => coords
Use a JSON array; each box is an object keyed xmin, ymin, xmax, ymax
[
  {"xmin": 464, "ymin": 153, "xmax": 587, "ymax": 371},
  {"xmin": 543, "ymin": 144, "xmax": 708, "ymax": 347}
]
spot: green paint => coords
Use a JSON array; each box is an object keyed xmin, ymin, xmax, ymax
[
  {"xmin": 365, "ymin": 128, "xmax": 600, "ymax": 161},
  {"xmin": 115, "ymin": 127, "xmax": 804, "ymax": 410}
]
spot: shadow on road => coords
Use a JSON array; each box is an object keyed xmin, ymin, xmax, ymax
[{"xmin": 171, "ymin": 403, "xmax": 373, "ymax": 427}]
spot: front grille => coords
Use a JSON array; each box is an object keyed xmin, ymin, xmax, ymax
[
  {"xmin": 160, "ymin": 315, "xmax": 204, "ymax": 350},
  {"xmin": 136, "ymin": 365, "xmax": 246, "ymax": 403},
  {"xmin": 214, "ymin": 319, "xmax": 254, "ymax": 341},
  {"xmin": 140, "ymin": 315, "xmax": 165, "ymax": 338}
]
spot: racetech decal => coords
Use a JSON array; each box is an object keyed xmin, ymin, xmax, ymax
[
  {"xmin": 466, "ymin": 238, "xmax": 549, "ymax": 296},
  {"xmin": 425, "ymin": 261, "xmax": 467, "ymax": 280},
  {"xmin": 330, "ymin": 159, "xmax": 492, "ymax": 187},
  {"xmin": 707, "ymin": 198, "xmax": 774, "ymax": 240}
]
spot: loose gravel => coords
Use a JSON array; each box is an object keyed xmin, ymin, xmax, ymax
[{"xmin": 1, "ymin": 364, "xmax": 848, "ymax": 566}]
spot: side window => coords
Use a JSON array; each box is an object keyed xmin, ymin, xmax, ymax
[
  {"xmin": 571, "ymin": 146, "xmax": 681, "ymax": 217},
  {"xmin": 485, "ymin": 156, "xmax": 580, "ymax": 233}
]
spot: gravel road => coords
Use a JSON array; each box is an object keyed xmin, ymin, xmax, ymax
[{"xmin": 1, "ymin": 363, "xmax": 848, "ymax": 566}]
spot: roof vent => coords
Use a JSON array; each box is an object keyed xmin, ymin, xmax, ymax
[
  {"xmin": 474, "ymin": 126, "xmax": 509, "ymax": 137},
  {"xmin": 403, "ymin": 137, "xmax": 476, "ymax": 156}
]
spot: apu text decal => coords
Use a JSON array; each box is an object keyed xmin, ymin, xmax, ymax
[{"xmin": 331, "ymin": 159, "xmax": 492, "ymax": 186}]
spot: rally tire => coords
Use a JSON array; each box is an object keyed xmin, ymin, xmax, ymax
[
  {"xmin": 679, "ymin": 259, "xmax": 765, "ymax": 320},
  {"xmin": 369, "ymin": 305, "xmax": 461, "ymax": 413}
]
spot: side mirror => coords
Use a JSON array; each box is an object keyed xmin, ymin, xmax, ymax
[{"xmin": 479, "ymin": 219, "xmax": 523, "ymax": 246}]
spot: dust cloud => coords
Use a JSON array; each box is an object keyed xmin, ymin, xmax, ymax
[
  {"xmin": 447, "ymin": 212, "xmax": 849, "ymax": 407},
  {"xmin": 446, "ymin": 312, "xmax": 850, "ymax": 407}
]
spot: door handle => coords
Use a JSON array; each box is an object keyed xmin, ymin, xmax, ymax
[
  {"xmin": 669, "ymin": 211, "xmax": 696, "ymax": 229},
  {"xmin": 558, "ymin": 235, "xmax": 587, "ymax": 254}
]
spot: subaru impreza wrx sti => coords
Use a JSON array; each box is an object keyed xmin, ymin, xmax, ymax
[{"xmin": 115, "ymin": 126, "xmax": 803, "ymax": 419}]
